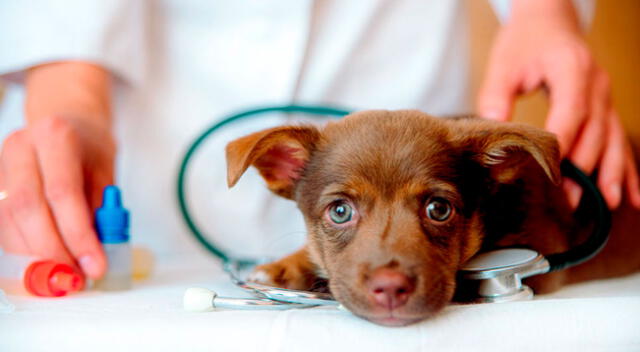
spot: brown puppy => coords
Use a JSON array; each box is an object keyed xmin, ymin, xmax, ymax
[{"xmin": 225, "ymin": 110, "xmax": 640, "ymax": 326}]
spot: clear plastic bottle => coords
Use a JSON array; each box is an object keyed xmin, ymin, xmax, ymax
[
  {"xmin": 94, "ymin": 185, "xmax": 132, "ymax": 291},
  {"xmin": 0, "ymin": 253, "xmax": 84, "ymax": 296},
  {"xmin": 96, "ymin": 243, "xmax": 132, "ymax": 291}
]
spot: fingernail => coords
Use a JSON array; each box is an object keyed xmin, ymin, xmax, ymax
[
  {"xmin": 609, "ymin": 184, "xmax": 621, "ymax": 208},
  {"xmin": 79, "ymin": 255, "xmax": 99, "ymax": 278}
]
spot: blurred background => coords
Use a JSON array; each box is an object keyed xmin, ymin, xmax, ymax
[
  {"xmin": 1, "ymin": 1, "xmax": 637, "ymax": 137},
  {"xmin": 469, "ymin": 0, "xmax": 639, "ymax": 142}
]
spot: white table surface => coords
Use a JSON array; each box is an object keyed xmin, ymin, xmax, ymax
[{"xmin": 2, "ymin": 250, "xmax": 639, "ymax": 352}]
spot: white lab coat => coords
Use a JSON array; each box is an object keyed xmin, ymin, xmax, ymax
[{"xmin": 0, "ymin": 1, "xmax": 593, "ymax": 259}]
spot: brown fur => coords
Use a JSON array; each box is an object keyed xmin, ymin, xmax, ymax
[{"xmin": 226, "ymin": 110, "xmax": 640, "ymax": 326}]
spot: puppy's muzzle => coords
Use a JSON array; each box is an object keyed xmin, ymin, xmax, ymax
[{"xmin": 367, "ymin": 267, "xmax": 416, "ymax": 310}]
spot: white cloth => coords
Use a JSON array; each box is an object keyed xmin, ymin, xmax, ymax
[
  {"xmin": 0, "ymin": 0, "xmax": 597, "ymax": 257},
  {"xmin": 1, "ymin": 251, "xmax": 639, "ymax": 351},
  {"xmin": 489, "ymin": 0, "xmax": 595, "ymax": 29},
  {"xmin": 0, "ymin": 1, "xmax": 599, "ymax": 257},
  {"xmin": 0, "ymin": 0, "xmax": 474, "ymax": 258},
  {"xmin": 0, "ymin": 1, "xmax": 147, "ymax": 85}
]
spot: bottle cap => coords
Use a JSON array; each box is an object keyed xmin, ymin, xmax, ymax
[
  {"xmin": 96, "ymin": 185, "xmax": 130, "ymax": 243},
  {"xmin": 24, "ymin": 261, "xmax": 85, "ymax": 297}
]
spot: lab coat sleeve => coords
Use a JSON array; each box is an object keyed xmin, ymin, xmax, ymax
[
  {"xmin": 0, "ymin": 0, "xmax": 147, "ymax": 85},
  {"xmin": 489, "ymin": 0, "xmax": 596, "ymax": 30}
]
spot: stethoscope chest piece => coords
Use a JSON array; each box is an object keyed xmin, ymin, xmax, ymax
[{"xmin": 458, "ymin": 248, "xmax": 550, "ymax": 303}]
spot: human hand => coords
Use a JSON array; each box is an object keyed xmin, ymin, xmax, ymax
[
  {"xmin": 0, "ymin": 62, "xmax": 115, "ymax": 279},
  {"xmin": 478, "ymin": 0, "xmax": 640, "ymax": 209}
]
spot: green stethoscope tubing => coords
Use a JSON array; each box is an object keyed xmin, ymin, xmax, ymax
[
  {"xmin": 176, "ymin": 104, "xmax": 610, "ymax": 273},
  {"xmin": 176, "ymin": 105, "xmax": 351, "ymax": 268}
]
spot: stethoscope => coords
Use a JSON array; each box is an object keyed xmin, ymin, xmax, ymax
[{"xmin": 178, "ymin": 104, "xmax": 611, "ymax": 312}]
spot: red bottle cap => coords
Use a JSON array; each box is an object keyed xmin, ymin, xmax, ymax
[{"xmin": 23, "ymin": 260, "xmax": 85, "ymax": 297}]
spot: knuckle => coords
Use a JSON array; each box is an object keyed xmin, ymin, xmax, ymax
[
  {"xmin": 38, "ymin": 115, "xmax": 72, "ymax": 133},
  {"xmin": 64, "ymin": 227, "xmax": 97, "ymax": 251},
  {"xmin": 577, "ymin": 159, "xmax": 595, "ymax": 174},
  {"xmin": 600, "ymin": 171, "xmax": 623, "ymax": 187},
  {"xmin": 9, "ymin": 187, "xmax": 43, "ymax": 213},
  {"xmin": 44, "ymin": 182, "xmax": 80, "ymax": 205},
  {"xmin": 563, "ymin": 93, "xmax": 589, "ymax": 115},
  {"xmin": 554, "ymin": 44, "xmax": 592, "ymax": 70},
  {"xmin": 2, "ymin": 130, "xmax": 29, "ymax": 153},
  {"xmin": 573, "ymin": 104, "xmax": 588, "ymax": 118},
  {"xmin": 32, "ymin": 116, "xmax": 79, "ymax": 146},
  {"xmin": 575, "ymin": 47, "xmax": 592, "ymax": 67},
  {"xmin": 567, "ymin": 103, "xmax": 588, "ymax": 121}
]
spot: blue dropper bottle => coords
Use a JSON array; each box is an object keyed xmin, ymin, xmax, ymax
[{"xmin": 94, "ymin": 185, "xmax": 132, "ymax": 291}]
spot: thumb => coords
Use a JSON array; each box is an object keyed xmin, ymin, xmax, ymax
[{"xmin": 477, "ymin": 62, "xmax": 518, "ymax": 122}]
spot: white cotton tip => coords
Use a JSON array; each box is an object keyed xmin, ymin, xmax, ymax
[{"xmin": 183, "ymin": 287, "xmax": 217, "ymax": 312}]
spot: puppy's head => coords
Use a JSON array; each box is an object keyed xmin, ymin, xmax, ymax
[{"xmin": 226, "ymin": 110, "xmax": 560, "ymax": 326}]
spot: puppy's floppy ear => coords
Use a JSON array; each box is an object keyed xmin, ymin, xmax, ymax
[
  {"xmin": 225, "ymin": 125, "xmax": 321, "ymax": 199},
  {"xmin": 459, "ymin": 120, "xmax": 561, "ymax": 184}
]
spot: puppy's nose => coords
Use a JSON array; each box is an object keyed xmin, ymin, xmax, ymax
[{"xmin": 367, "ymin": 268, "xmax": 414, "ymax": 310}]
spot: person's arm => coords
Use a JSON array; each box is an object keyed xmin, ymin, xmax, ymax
[
  {"xmin": 478, "ymin": 0, "xmax": 640, "ymax": 209},
  {"xmin": 0, "ymin": 62, "xmax": 114, "ymax": 279},
  {"xmin": 0, "ymin": 1, "xmax": 147, "ymax": 279},
  {"xmin": 26, "ymin": 62, "xmax": 112, "ymax": 125}
]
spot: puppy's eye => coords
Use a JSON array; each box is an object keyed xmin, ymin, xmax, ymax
[
  {"xmin": 328, "ymin": 201, "xmax": 353, "ymax": 224},
  {"xmin": 426, "ymin": 198, "xmax": 452, "ymax": 222}
]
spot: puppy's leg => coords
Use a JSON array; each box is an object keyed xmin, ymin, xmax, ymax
[{"xmin": 247, "ymin": 247, "xmax": 320, "ymax": 290}]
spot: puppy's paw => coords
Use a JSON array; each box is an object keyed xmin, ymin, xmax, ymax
[
  {"xmin": 246, "ymin": 268, "xmax": 277, "ymax": 286},
  {"xmin": 246, "ymin": 249, "xmax": 318, "ymax": 290}
]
